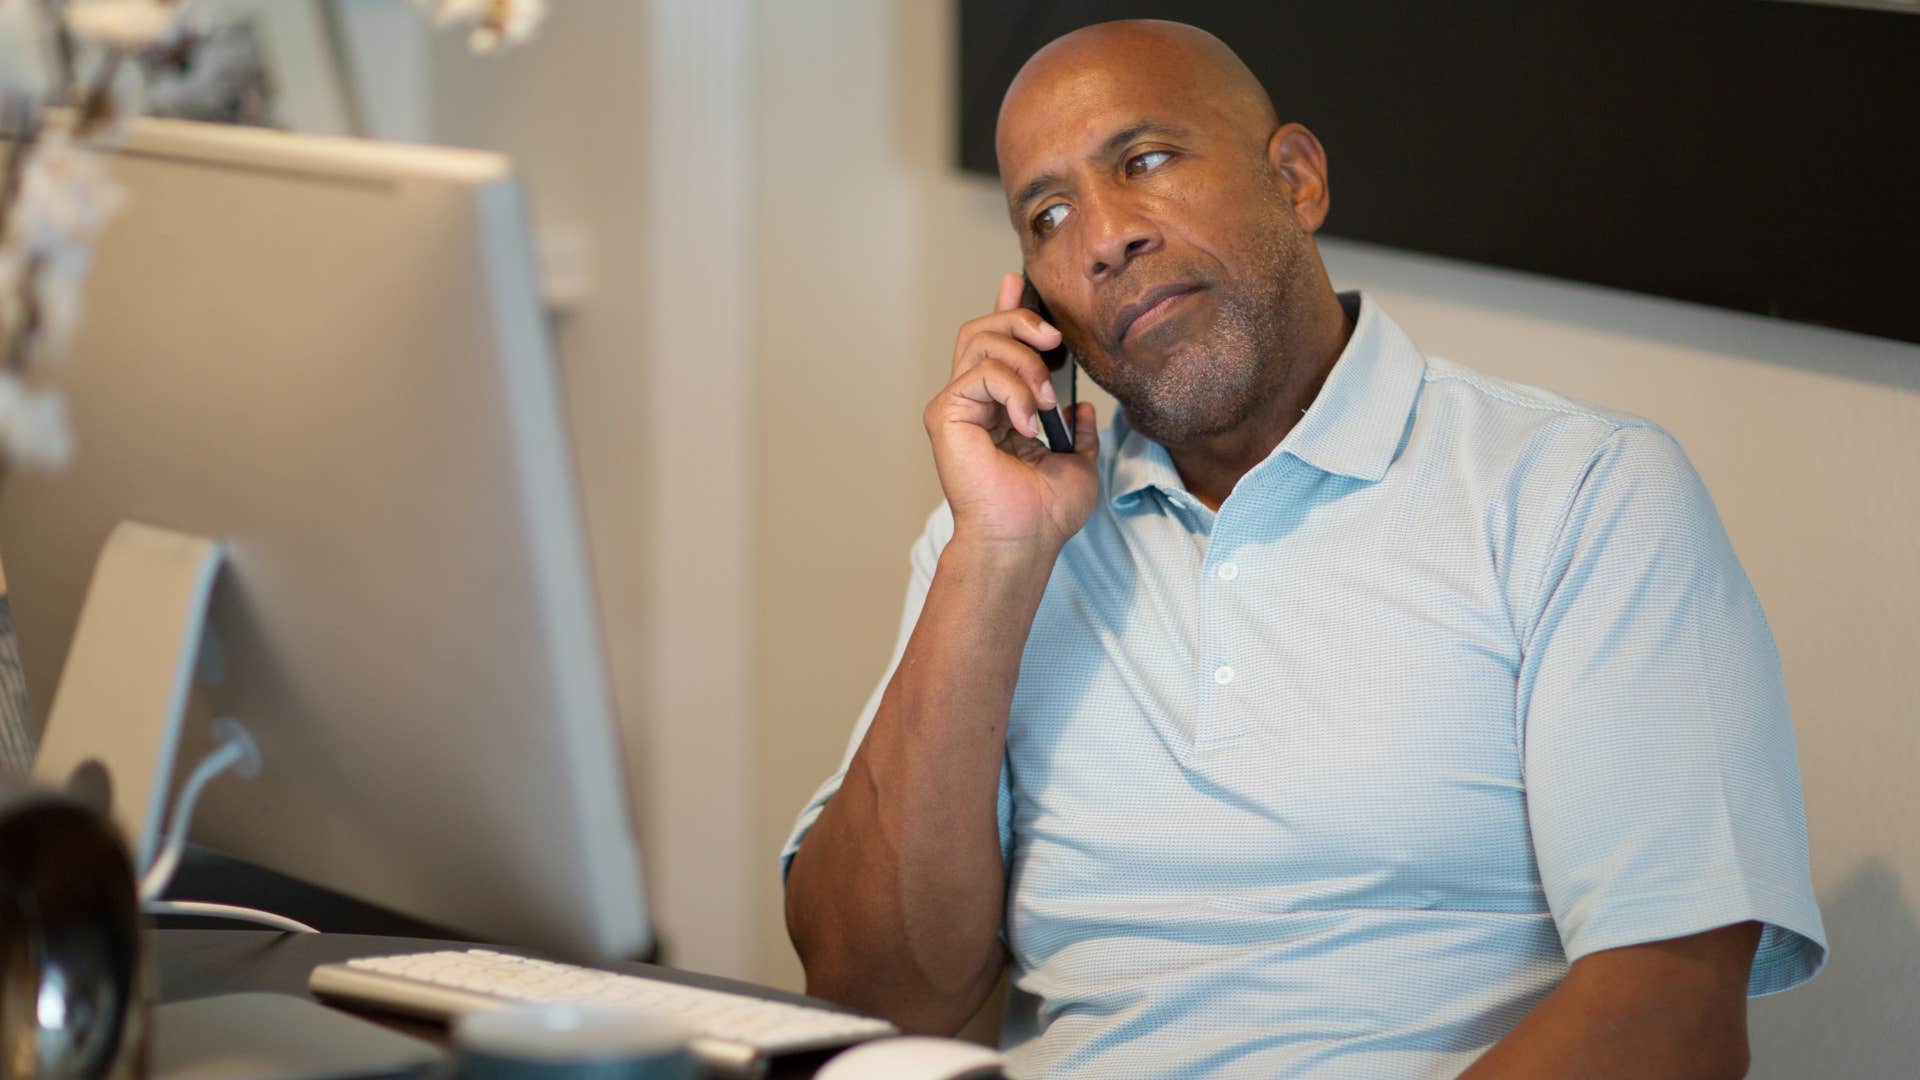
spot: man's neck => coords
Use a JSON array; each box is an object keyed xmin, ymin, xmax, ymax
[{"xmin": 1167, "ymin": 285, "xmax": 1354, "ymax": 511}]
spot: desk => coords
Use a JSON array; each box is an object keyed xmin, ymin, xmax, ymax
[{"xmin": 154, "ymin": 929, "xmax": 853, "ymax": 1078}]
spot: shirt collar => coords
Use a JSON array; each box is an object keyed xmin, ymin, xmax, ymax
[{"xmin": 1110, "ymin": 291, "xmax": 1426, "ymax": 508}]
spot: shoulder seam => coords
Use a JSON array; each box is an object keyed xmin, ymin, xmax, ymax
[
  {"xmin": 1516, "ymin": 421, "xmax": 1671, "ymax": 666},
  {"xmin": 1423, "ymin": 365, "xmax": 1655, "ymax": 432}
]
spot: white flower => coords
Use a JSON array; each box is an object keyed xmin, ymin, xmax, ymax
[
  {"xmin": 31, "ymin": 244, "xmax": 94, "ymax": 357},
  {"xmin": 469, "ymin": 0, "xmax": 545, "ymax": 53},
  {"xmin": 0, "ymin": 372, "xmax": 73, "ymax": 470},
  {"xmin": 9, "ymin": 133, "xmax": 127, "ymax": 258},
  {"xmin": 0, "ymin": 135, "xmax": 121, "ymax": 364},
  {"xmin": 415, "ymin": 0, "xmax": 546, "ymax": 53},
  {"xmin": 63, "ymin": 0, "xmax": 188, "ymax": 51}
]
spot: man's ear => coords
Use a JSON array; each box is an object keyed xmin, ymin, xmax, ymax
[{"xmin": 1266, "ymin": 123, "xmax": 1331, "ymax": 233}]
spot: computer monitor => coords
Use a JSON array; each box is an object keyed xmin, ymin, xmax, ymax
[{"xmin": 0, "ymin": 118, "xmax": 650, "ymax": 961}]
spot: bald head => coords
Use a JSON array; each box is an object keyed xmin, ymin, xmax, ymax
[
  {"xmin": 996, "ymin": 21, "xmax": 1277, "ymax": 180},
  {"xmin": 984, "ymin": 20, "xmax": 1343, "ymax": 456}
]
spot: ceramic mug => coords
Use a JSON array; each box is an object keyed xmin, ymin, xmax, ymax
[{"xmin": 0, "ymin": 781, "xmax": 146, "ymax": 1079}]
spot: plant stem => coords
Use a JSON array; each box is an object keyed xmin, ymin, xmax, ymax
[
  {"xmin": 76, "ymin": 49, "xmax": 124, "ymax": 137},
  {"xmin": 0, "ymin": 94, "xmax": 44, "ymax": 376},
  {"xmin": 35, "ymin": 0, "xmax": 75, "ymax": 105},
  {"xmin": 1, "ymin": 254, "xmax": 41, "ymax": 375},
  {"xmin": 0, "ymin": 94, "xmax": 43, "ymax": 227}
]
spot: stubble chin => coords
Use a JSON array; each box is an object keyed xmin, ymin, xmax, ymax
[
  {"xmin": 1096, "ymin": 354, "xmax": 1252, "ymax": 444},
  {"xmin": 1082, "ymin": 198, "xmax": 1313, "ymax": 447},
  {"xmin": 1087, "ymin": 305, "xmax": 1278, "ymax": 446}
]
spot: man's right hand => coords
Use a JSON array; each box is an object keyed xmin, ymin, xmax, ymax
[
  {"xmin": 792, "ymin": 271, "xmax": 1095, "ymax": 1033},
  {"xmin": 925, "ymin": 272, "xmax": 1100, "ymax": 554}
]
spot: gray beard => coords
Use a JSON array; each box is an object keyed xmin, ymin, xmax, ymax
[{"xmin": 1078, "ymin": 202, "xmax": 1308, "ymax": 446}]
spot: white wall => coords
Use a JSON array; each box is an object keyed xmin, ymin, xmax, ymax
[
  {"xmin": 426, "ymin": 0, "xmax": 756, "ymax": 978},
  {"xmin": 749, "ymin": 1, "xmax": 1920, "ymax": 1073},
  {"xmin": 753, "ymin": 0, "xmax": 942, "ymax": 992}
]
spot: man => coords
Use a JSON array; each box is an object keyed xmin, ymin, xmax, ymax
[{"xmin": 783, "ymin": 19, "xmax": 1825, "ymax": 1078}]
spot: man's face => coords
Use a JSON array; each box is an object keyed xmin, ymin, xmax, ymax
[{"xmin": 999, "ymin": 55, "xmax": 1314, "ymax": 445}]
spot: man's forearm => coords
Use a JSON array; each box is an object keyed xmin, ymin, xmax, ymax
[
  {"xmin": 785, "ymin": 538, "xmax": 1056, "ymax": 1034},
  {"xmin": 1459, "ymin": 922, "xmax": 1760, "ymax": 1079},
  {"xmin": 1460, "ymin": 980, "xmax": 1744, "ymax": 1080}
]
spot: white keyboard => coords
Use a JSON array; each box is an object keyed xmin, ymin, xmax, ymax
[{"xmin": 309, "ymin": 948, "xmax": 896, "ymax": 1077}]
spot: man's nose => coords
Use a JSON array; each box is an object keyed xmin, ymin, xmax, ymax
[{"xmin": 1081, "ymin": 190, "xmax": 1160, "ymax": 280}]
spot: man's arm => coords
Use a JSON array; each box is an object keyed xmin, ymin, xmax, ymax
[
  {"xmin": 1492, "ymin": 424, "xmax": 1825, "ymax": 1073},
  {"xmin": 783, "ymin": 272, "xmax": 1099, "ymax": 1035},
  {"xmin": 1461, "ymin": 921, "xmax": 1761, "ymax": 1079},
  {"xmin": 785, "ymin": 540, "xmax": 1052, "ymax": 1033}
]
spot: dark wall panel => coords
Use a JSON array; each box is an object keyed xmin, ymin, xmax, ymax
[{"xmin": 959, "ymin": 1, "xmax": 1920, "ymax": 344}]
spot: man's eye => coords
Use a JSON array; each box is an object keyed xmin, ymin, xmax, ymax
[
  {"xmin": 1125, "ymin": 150, "xmax": 1172, "ymax": 177},
  {"xmin": 1032, "ymin": 203, "xmax": 1071, "ymax": 236}
]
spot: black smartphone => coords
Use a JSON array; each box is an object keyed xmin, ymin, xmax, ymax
[{"xmin": 1018, "ymin": 274, "xmax": 1077, "ymax": 453}]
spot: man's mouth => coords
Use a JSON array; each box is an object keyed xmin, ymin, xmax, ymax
[{"xmin": 1114, "ymin": 283, "xmax": 1203, "ymax": 342}]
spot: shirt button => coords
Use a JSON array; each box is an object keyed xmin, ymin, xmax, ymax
[
  {"xmin": 1214, "ymin": 665, "xmax": 1234, "ymax": 686},
  {"xmin": 1216, "ymin": 562, "xmax": 1238, "ymax": 581}
]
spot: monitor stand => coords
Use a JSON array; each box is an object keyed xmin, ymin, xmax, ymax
[{"xmin": 30, "ymin": 521, "xmax": 224, "ymax": 874}]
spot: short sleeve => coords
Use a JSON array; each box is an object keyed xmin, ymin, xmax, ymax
[
  {"xmin": 1517, "ymin": 424, "xmax": 1827, "ymax": 996},
  {"xmin": 778, "ymin": 504, "xmax": 1017, "ymax": 885}
]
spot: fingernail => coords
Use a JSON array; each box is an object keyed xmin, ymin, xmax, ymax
[{"xmin": 1037, "ymin": 381, "xmax": 1058, "ymax": 408}]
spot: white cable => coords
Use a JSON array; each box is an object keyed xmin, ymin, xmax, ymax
[
  {"xmin": 140, "ymin": 716, "xmax": 263, "ymax": 903},
  {"xmin": 145, "ymin": 900, "xmax": 317, "ymax": 934},
  {"xmin": 138, "ymin": 719, "xmax": 315, "ymax": 934}
]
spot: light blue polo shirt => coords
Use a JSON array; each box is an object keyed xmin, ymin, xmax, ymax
[{"xmin": 783, "ymin": 293, "xmax": 1825, "ymax": 1078}]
